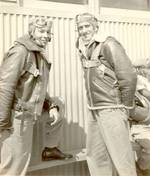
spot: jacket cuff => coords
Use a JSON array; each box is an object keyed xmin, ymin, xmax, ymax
[
  {"xmin": 43, "ymin": 99, "xmax": 59, "ymax": 111},
  {"xmin": 121, "ymin": 91, "xmax": 136, "ymax": 108},
  {"xmin": 50, "ymin": 104, "xmax": 59, "ymax": 111}
]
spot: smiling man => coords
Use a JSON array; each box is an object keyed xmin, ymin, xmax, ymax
[{"xmin": 75, "ymin": 13, "xmax": 137, "ymax": 176}]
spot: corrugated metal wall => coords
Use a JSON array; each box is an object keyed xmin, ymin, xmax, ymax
[
  {"xmin": 1, "ymin": 6, "xmax": 150, "ymax": 175},
  {"xmin": 99, "ymin": 18, "xmax": 150, "ymax": 64},
  {"xmin": 48, "ymin": 16, "xmax": 88, "ymax": 151}
]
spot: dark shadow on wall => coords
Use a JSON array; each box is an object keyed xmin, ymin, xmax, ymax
[
  {"xmin": 29, "ymin": 117, "xmax": 87, "ymax": 164},
  {"xmin": 27, "ymin": 117, "xmax": 89, "ymax": 176},
  {"xmin": 60, "ymin": 119, "xmax": 87, "ymax": 151},
  {"xmin": 29, "ymin": 96, "xmax": 87, "ymax": 166}
]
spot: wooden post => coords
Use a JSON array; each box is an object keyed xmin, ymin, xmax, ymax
[
  {"xmin": 88, "ymin": 0, "xmax": 100, "ymax": 18},
  {"xmin": 147, "ymin": 0, "xmax": 150, "ymax": 9},
  {"xmin": 17, "ymin": 0, "xmax": 23, "ymax": 7}
]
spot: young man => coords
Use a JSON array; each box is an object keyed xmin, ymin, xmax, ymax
[
  {"xmin": 0, "ymin": 17, "xmax": 72, "ymax": 176},
  {"xmin": 75, "ymin": 13, "xmax": 137, "ymax": 176}
]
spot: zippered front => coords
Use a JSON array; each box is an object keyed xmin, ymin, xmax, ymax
[{"xmin": 86, "ymin": 68, "xmax": 94, "ymax": 107}]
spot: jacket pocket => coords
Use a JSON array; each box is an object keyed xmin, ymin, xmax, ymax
[
  {"xmin": 103, "ymin": 74, "xmax": 116, "ymax": 88},
  {"xmin": 95, "ymin": 64, "xmax": 116, "ymax": 88},
  {"xmin": 93, "ymin": 77, "xmax": 113, "ymax": 91}
]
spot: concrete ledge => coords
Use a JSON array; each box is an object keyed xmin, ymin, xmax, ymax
[{"xmin": 28, "ymin": 148, "xmax": 86, "ymax": 172}]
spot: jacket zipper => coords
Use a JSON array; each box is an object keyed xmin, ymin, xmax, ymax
[{"xmin": 87, "ymin": 68, "xmax": 94, "ymax": 107}]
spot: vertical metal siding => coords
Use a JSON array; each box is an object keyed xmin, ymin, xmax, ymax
[
  {"xmin": 99, "ymin": 20, "xmax": 150, "ymax": 64},
  {"xmin": 1, "ymin": 8, "xmax": 150, "ymax": 175},
  {"xmin": 0, "ymin": 14, "xmax": 4, "ymax": 65}
]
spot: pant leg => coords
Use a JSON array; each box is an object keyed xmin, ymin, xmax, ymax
[
  {"xmin": 30, "ymin": 118, "xmax": 44, "ymax": 165},
  {"xmin": 0, "ymin": 130, "xmax": 11, "ymax": 163},
  {"xmin": 0, "ymin": 111, "xmax": 34, "ymax": 176},
  {"xmin": 96, "ymin": 108, "xmax": 137, "ymax": 176},
  {"xmin": 42, "ymin": 96, "xmax": 65, "ymax": 148},
  {"xmin": 86, "ymin": 111, "xmax": 118, "ymax": 176},
  {"xmin": 42, "ymin": 110, "xmax": 63, "ymax": 148}
]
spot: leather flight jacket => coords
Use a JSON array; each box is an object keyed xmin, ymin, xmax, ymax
[
  {"xmin": 77, "ymin": 36, "xmax": 137, "ymax": 109},
  {"xmin": 0, "ymin": 35, "xmax": 51, "ymax": 130}
]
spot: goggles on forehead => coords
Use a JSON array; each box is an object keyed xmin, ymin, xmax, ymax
[
  {"xmin": 29, "ymin": 17, "xmax": 52, "ymax": 29},
  {"xmin": 75, "ymin": 13, "xmax": 98, "ymax": 27}
]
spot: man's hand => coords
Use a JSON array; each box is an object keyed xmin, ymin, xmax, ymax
[{"xmin": 49, "ymin": 108, "xmax": 61, "ymax": 126}]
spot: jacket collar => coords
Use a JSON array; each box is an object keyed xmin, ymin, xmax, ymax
[
  {"xmin": 15, "ymin": 34, "xmax": 51, "ymax": 64},
  {"xmin": 93, "ymin": 34, "xmax": 106, "ymax": 43},
  {"xmin": 16, "ymin": 34, "xmax": 43, "ymax": 52},
  {"xmin": 77, "ymin": 34, "xmax": 106, "ymax": 58}
]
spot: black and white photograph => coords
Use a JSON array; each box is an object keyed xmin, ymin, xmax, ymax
[{"xmin": 0, "ymin": 0, "xmax": 150, "ymax": 176}]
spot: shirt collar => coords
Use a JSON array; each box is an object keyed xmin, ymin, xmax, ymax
[
  {"xmin": 94, "ymin": 34, "xmax": 106, "ymax": 43},
  {"xmin": 77, "ymin": 34, "xmax": 106, "ymax": 57}
]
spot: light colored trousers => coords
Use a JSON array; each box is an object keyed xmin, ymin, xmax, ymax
[
  {"xmin": 0, "ymin": 110, "xmax": 63, "ymax": 176},
  {"xmin": 86, "ymin": 108, "xmax": 137, "ymax": 176}
]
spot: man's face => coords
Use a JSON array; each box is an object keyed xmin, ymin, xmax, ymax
[
  {"xmin": 77, "ymin": 21, "xmax": 97, "ymax": 45},
  {"xmin": 32, "ymin": 26, "xmax": 51, "ymax": 48}
]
